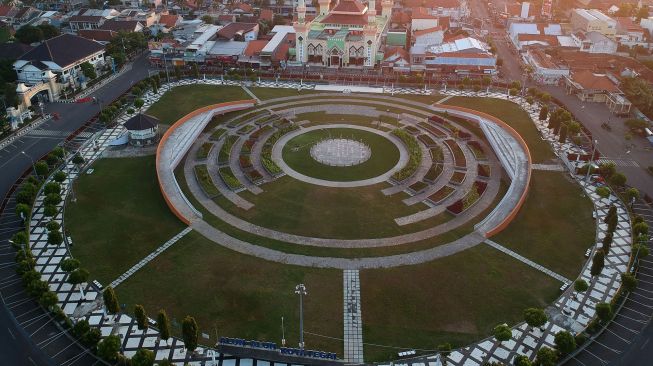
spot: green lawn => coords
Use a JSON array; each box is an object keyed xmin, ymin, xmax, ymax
[
  {"xmin": 147, "ymin": 85, "xmax": 250, "ymax": 124},
  {"xmin": 492, "ymin": 171, "xmax": 595, "ymax": 279},
  {"xmin": 116, "ymin": 230, "xmax": 343, "ymax": 355},
  {"xmin": 249, "ymin": 87, "xmax": 323, "ymax": 100},
  {"xmin": 443, "ymin": 97, "xmax": 556, "ymax": 163},
  {"xmin": 65, "ymin": 156, "xmax": 186, "ymax": 284},
  {"xmin": 225, "ymin": 177, "xmax": 434, "ymax": 239},
  {"xmin": 361, "ymin": 244, "xmax": 561, "ymax": 361},
  {"xmin": 282, "ymin": 128, "xmax": 399, "ymax": 181}
]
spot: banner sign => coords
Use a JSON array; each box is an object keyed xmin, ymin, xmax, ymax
[{"xmin": 219, "ymin": 337, "xmax": 338, "ymax": 360}]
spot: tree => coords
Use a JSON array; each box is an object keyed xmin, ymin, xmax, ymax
[
  {"xmin": 60, "ymin": 258, "xmax": 80, "ymax": 273},
  {"xmin": 534, "ymin": 346, "xmax": 557, "ymax": 366},
  {"xmin": 574, "ymin": 279, "xmax": 588, "ymax": 293},
  {"xmin": 39, "ymin": 291, "xmax": 59, "ymax": 310},
  {"xmin": 157, "ymin": 309, "xmax": 171, "ymax": 344},
  {"xmin": 37, "ymin": 24, "xmax": 60, "ymax": 40},
  {"xmin": 68, "ymin": 268, "xmax": 89, "ymax": 298},
  {"xmin": 558, "ymin": 124, "xmax": 568, "ymax": 143},
  {"xmin": 601, "ymin": 231, "xmax": 613, "ymax": 252},
  {"xmin": 81, "ymin": 327, "xmax": 101, "ymax": 348},
  {"xmin": 80, "ymin": 62, "xmax": 97, "ymax": 80},
  {"xmin": 131, "ymin": 348, "xmax": 155, "ymax": 366},
  {"xmin": 134, "ymin": 304, "xmax": 148, "ymax": 330},
  {"xmin": 43, "ymin": 182, "xmax": 61, "ymax": 195},
  {"xmin": 524, "ymin": 308, "xmax": 547, "ymax": 329},
  {"xmin": 72, "ymin": 154, "xmax": 85, "ymax": 167},
  {"xmin": 635, "ymin": 243, "xmax": 650, "ymax": 259},
  {"xmin": 35, "ymin": 161, "xmax": 49, "ymax": 177},
  {"xmin": 554, "ymin": 331, "xmax": 576, "ymax": 355},
  {"xmin": 53, "ymin": 171, "xmax": 67, "ymax": 183},
  {"xmin": 43, "ymin": 204, "xmax": 57, "ymax": 217},
  {"xmin": 595, "ymin": 187, "xmax": 610, "ymax": 199},
  {"xmin": 437, "ymin": 343, "xmax": 451, "ymax": 358},
  {"xmin": 633, "ymin": 222, "xmax": 649, "ymax": 237},
  {"xmin": 599, "ymin": 161, "xmax": 616, "ymax": 179},
  {"xmin": 609, "ymin": 172, "xmax": 627, "ymax": 187},
  {"xmin": 103, "ymin": 286, "xmax": 121, "ymax": 317},
  {"xmin": 509, "ymin": 88, "xmax": 518, "ymax": 96},
  {"xmin": 604, "ymin": 205, "xmax": 617, "ymax": 223},
  {"xmin": 44, "ymin": 193, "xmax": 62, "ymax": 206},
  {"xmin": 47, "ymin": 230, "xmax": 63, "ymax": 246},
  {"xmin": 72, "ymin": 319, "xmax": 91, "ymax": 339},
  {"xmin": 201, "ymin": 15, "xmax": 213, "ymax": 24},
  {"xmin": 15, "ymin": 25, "xmax": 44, "ymax": 44},
  {"xmin": 182, "ymin": 316, "xmax": 199, "ymax": 352},
  {"xmin": 493, "ymin": 324, "xmax": 511, "ymax": 342},
  {"xmin": 621, "ymin": 272, "xmax": 638, "ymax": 292},
  {"xmin": 539, "ymin": 106, "xmax": 548, "ymax": 121},
  {"xmin": 46, "ymin": 220, "xmax": 60, "ymax": 232},
  {"xmin": 591, "ymin": 249, "xmax": 605, "ymax": 277},
  {"xmin": 626, "ymin": 188, "xmax": 640, "ymax": 203},
  {"xmin": 11, "ymin": 230, "xmax": 28, "ymax": 249},
  {"xmin": 596, "ymin": 302, "xmax": 613, "ymax": 322},
  {"xmin": 97, "ymin": 334, "xmax": 121, "ymax": 362},
  {"xmin": 514, "ymin": 354, "xmax": 532, "ymax": 366}
]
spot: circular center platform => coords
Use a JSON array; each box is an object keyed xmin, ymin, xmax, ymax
[{"xmin": 310, "ymin": 138, "xmax": 372, "ymax": 167}]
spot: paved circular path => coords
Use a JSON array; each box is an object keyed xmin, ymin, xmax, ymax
[{"xmin": 272, "ymin": 124, "xmax": 408, "ymax": 188}]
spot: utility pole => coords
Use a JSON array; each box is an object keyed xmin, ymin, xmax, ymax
[
  {"xmin": 585, "ymin": 140, "xmax": 598, "ymax": 182},
  {"xmin": 21, "ymin": 151, "xmax": 36, "ymax": 177},
  {"xmin": 294, "ymin": 284, "xmax": 307, "ymax": 350}
]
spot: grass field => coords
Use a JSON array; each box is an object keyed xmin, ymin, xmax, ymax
[
  {"xmin": 116, "ymin": 230, "xmax": 343, "ymax": 355},
  {"xmin": 361, "ymin": 244, "xmax": 561, "ymax": 361},
  {"xmin": 492, "ymin": 171, "xmax": 595, "ymax": 279},
  {"xmin": 282, "ymin": 128, "xmax": 399, "ymax": 182},
  {"xmin": 147, "ymin": 85, "xmax": 250, "ymax": 124},
  {"xmin": 65, "ymin": 156, "xmax": 186, "ymax": 284},
  {"xmin": 442, "ymin": 97, "xmax": 555, "ymax": 163}
]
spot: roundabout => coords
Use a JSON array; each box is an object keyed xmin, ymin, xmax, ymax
[{"xmin": 54, "ymin": 83, "xmax": 614, "ymax": 364}]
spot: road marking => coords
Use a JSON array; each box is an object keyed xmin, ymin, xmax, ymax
[
  {"xmin": 28, "ymin": 357, "xmax": 37, "ymax": 366},
  {"xmin": 7, "ymin": 327, "xmax": 15, "ymax": 340},
  {"xmin": 641, "ymin": 338, "xmax": 650, "ymax": 350}
]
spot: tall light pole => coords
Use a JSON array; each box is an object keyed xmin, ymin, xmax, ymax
[
  {"xmin": 295, "ymin": 284, "xmax": 307, "ymax": 350},
  {"xmin": 21, "ymin": 151, "xmax": 36, "ymax": 177},
  {"xmin": 585, "ymin": 140, "xmax": 598, "ymax": 182}
]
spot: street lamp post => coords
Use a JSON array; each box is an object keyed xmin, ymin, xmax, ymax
[
  {"xmin": 294, "ymin": 284, "xmax": 307, "ymax": 350},
  {"xmin": 585, "ymin": 140, "xmax": 598, "ymax": 182},
  {"xmin": 21, "ymin": 151, "xmax": 36, "ymax": 177}
]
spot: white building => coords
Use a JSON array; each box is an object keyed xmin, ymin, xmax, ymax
[
  {"xmin": 572, "ymin": 31, "xmax": 618, "ymax": 54},
  {"xmin": 570, "ymin": 9, "xmax": 616, "ymax": 37},
  {"xmin": 524, "ymin": 48, "xmax": 569, "ymax": 85}
]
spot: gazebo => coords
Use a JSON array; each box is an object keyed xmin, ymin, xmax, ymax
[{"xmin": 124, "ymin": 114, "xmax": 160, "ymax": 146}]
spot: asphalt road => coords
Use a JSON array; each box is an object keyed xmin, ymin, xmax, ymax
[{"xmin": 0, "ymin": 54, "xmax": 151, "ymax": 366}]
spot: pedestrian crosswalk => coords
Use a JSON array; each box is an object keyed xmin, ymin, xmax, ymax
[
  {"xmin": 597, "ymin": 158, "xmax": 640, "ymax": 167},
  {"xmin": 25, "ymin": 129, "xmax": 66, "ymax": 138}
]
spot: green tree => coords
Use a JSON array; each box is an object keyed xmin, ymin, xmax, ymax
[
  {"xmin": 595, "ymin": 187, "xmax": 611, "ymax": 199},
  {"xmin": 554, "ymin": 330, "xmax": 576, "ymax": 355},
  {"xmin": 134, "ymin": 98, "xmax": 144, "ymax": 108},
  {"xmin": 132, "ymin": 348, "xmax": 155, "ymax": 366},
  {"xmin": 524, "ymin": 308, "xmax": 547, "ymax": 329},
  {"xmin": 534, "ymin": 346, "xmax": 557, "ymax": 366},
  {"xmin": 635, "ymin": 243, "xmax": 650, "ymax": 258},
  {"xmin": 514, "ymin": 354, "xmax": 532, "ymax": 366},
  {"xmin": 44, "ymin": 182, "xmax": 61, "ymax": 195},
  {"xmin": 621, "ymin": 272, "xmax": 638, "ymax": 292},
  {"xmin": 15, "ymin": 25, "xmax": 44, "ymax": 44},
  {"xmin": 509, "ymin": 88, "xmax": 518, "ymax": 96},
  {"xmin": 35, "ymin": 161, "xmax": 49, "ymax": 177},
  {"xmin": 60, "ymin": 258, "xmax": 80, "ymax": 273},
  {"xmin": 182, "ymin": 316, "xmax": 199, "ymax": 352},
  {"xmin": 538, "ymin": 106, "xmax": 548, "ymax": 121},
  {"xmin": 10, "ymin": 230, "xmax": 28, "ymax": 249},
  {"xmin": 43, "ymin": 204, "xmax": 57, "ymax": 217},
  {"xmin": 72, "ymin": 319, "xmax": 91, "ymax": 339},
  {"xmin": 39, "ymin": 291, "xmax": 59, "ymax": 310},
  {"xmin": 633, "ymin": 222, "xmax": 649, "ymax": 237},
  {"xmin": 437, "ymin": 343, "xmax": 451, "ymax": 358},
  {"xmin": 44, "ymin": 193, "xmax": 62, "ymax": 206},
  {"xmin": 53, "ymin": 171, "xmax": 67, "ymax": 183},
  {"xmin": 72, "ymin": 154, "xmax": 85, "ymax": 167},
  {"xmin": 157, "ymin": 309, "xmax": 171, "ymax": 344},
  {"xmin": 37, "ymin": 24, "xmax": 60, "ymax": 39},
  {"xmin": 493, "ymin": 324, "xmax": 511, "ymax": 342},
  {"xmin": 68, "ymin": 268, "xmax": 89, "ymax": 297},
  {"xmin": 97, "ymin": 334, "xmax": 121, "ymax": 362},
  {"xmin": 602, "ymin": 231, "xmax": 613, "ymax": 252},
  {"xmin": 610, "ymin": 172, "xmax": 627, "ymax": 187},
  {"xmin": 596, "ymin": 302, "xmax": 613, "ymax": 322},
  {"xmin": 80, "ymin": 62, "xmax": 97, "ymax": 80},
  {"xmin": 134, "ymin": 304, "xmax": 148, "ymax": 330},
  {"xmin": 103, "ymin": 286, "xmax": 121, "ymax": 316},
  {"xmin": 47, "ymin": 230, "xmax": 63, "ymax": 246},
  {"xmin": 626, "ymin": 188, "xmax": 640, "ymax": 202},
  {"xmin": 599, "ymin": 161, "xmax": 616, "ymax": 179},
  {"xmin": 591, "ymin": 249, "xmax": 605, "ymax": 277},
  {"xmin": 46, "ymin": 220, "xmax": 60, "ymax": 232}
]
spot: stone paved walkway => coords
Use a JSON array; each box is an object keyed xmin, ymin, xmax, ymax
[
  {"xmin": 110, "ymin": 227, "xmax": 192, "ymax": 288},
  {"xmin": 343, "ymin": 270, "xmax": 364, "ymax": 363},
  {"xmin": 531, "ymin": 163, "xmax": 565, "ymax": 171},
  {"xmin": 484, "ymin": 239, "xmax": 572, "ymax": 284}
]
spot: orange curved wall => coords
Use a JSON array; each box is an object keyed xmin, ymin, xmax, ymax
[
  {"xmin": 438, "ymin": 105, "xmax": 533, "ymax": 238},
  {"xmin": 155, "ymin": 100, "xmax": 256, "ymax": 225}
]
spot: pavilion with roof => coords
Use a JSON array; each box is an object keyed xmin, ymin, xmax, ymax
[{"xmin": 293, "ymin": 0, "xmax": 392, "ymax": 68}]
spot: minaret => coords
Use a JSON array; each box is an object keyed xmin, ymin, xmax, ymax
[
  {"xmin": 381, "ymin": 0, "xmax": 392, "ymax": 18},
  {"xmin": 294, "ymin": 0, "xmax": 309, "ymax": 64},
  {"xmin": 318, "ymin": 0, "xmax": 330, "ymax": 16},
  {"xmin": 368, "ymin": 0, "xmax": 376, "ymax": 24}
]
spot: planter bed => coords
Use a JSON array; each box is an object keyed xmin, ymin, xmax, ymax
[
  {"xmin": 428, "ymin": 186, "xmax": 454, "ymax": 204},
  {"xmin": 219, "ymin": 167, "xmax": 243, "ymax": 190},
  {"xmin": 196, "ymin": 142, "xmax": 213, "ymax": 160},
  {"xmin": 409, "ymin": 181, "xmax": 429, "ymax": 193},
  {"xmin": 417, "ymin": 121, "xmax": 446, "ymax": 137},
  {"xmin": 467, "ymin": 140, "xmax": 486, "ymax": 160},
  {"xmin": 194, "ymin": 165, "xmax": 220, "ymax": 197},
  {"xmin": 424, "ymin": 164, "xmax": 443, "ymax": 182},
  {"xmin": 446, "ymin": 181, "xmax": 487, "ymax": 215},
  {"xmin": 444, "ymin": 139, "xmax": 466, "ymax": 168},
  {"xmin": 218, "ymin": 135, "xmax": 239, "ymax": 165},
  {"xmin": 391, "ymin": 129, "xmax": 423, "ymax": 182},
  {"xmin": 250, "ymin": 125, "xmax": 273, "ymax": 140},
  {"xmin": 227, "ymin": 110, "xmax": 268, "ymax": 128},
  {"xmin": 478, "ymin": 164, "xmax": 491, "ymax": 178},
  {"xmin": 261, "ymin": 124, "xmax": 300, "ymax": 176},
  {"xmin": 417, "ymin": 134, "xmax": 437, "ymax": 147},
  {"xmin": 430, "ymin": 145, "xmax": 444, "ymax": 161},
  {"xmin": 245, "ymin": 169, "xmax": 263, "ymax": 184},
  {"xmin": 241, "ymin": 139, "xmax": 255, "ymax": 154},
  {"xmin": 404, "ymin": 125, "xmax": 421, "ymax": 135},
  {"xmin": 237, "ymin": 124, "xmax": 255, "ymax": 135},
  {"xmin": 239, "ymin": 155, "xmax": 253, "ymax": 169},
  {"xmin": 450, "ymin": 171, "xmax": 466, "ymax": 185},
  {"xmin": 209, "ymin": 128, "xmax": 227, "ymax": 141}
]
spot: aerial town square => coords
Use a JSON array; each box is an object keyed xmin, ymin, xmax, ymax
[{"xmin": 1, "ymin": 0, "xmax": 653, "ymax": 365}]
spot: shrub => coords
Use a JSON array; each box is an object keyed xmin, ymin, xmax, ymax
[
  {"xmin": 43, "ymin": 182, "xmax": 61, "ymax": 195},
  {"xmin": 46, "ymin": 220, "xmax": 60, "ymax": 231},
  {"xmin": 596, "ymin": 302, "xmax": 613, "ymax": 322},
  {"xmin": 554, "ymin": 330, "xmax": 576, "ymax": 355},
  {"xmin": 10, "ymin": 231, "xmax": 28, "ymax": 249},
  {"xmin": 595, "ymin": 186, "xmax": 611, "ymax": 199},
  {"xmin": 44, "ymin": 193, "xmax": 62, "ymax": 206},
  {"xmin": 43, "ymin": 204, "xmax": 58, "ymax": 217},
  {"xmin": 391, "ymin": 129, "xmax": 422, "ymax": 181},
  {"xmin": 47, "ymin": 230, "xmax": 63, "ymax": 246},
  {"xmin": 134, "ymin": 99, "xmax": 144, "ymax": 108},
  {"xmin": 53, "ymin": 171, "xmax": 67, "ymax": 183}
]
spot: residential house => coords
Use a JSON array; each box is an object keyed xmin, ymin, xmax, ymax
[
  {"xmin": 78, "ymin": 29, "xmax": 117, "ymax": 44},
  {"xmin": 564, "ymin": 69, "xmax": 619, "ymax": 102},
  {"xmin": 615, "ymin": 17, "xmax": 646, "ymax": 45},
  {"xmin": 507, "ymin": 23, "xmax": 562, "ymax": 50},
  {"xmin": 571, "ymin": 31, "xmax": 618, "ymax": 53},
  {"xmin": 216, "ymin": 22, "xmax": 258, "ymax": 41},
  {"xmin": 382, "ymin": 46, "xmax": 410, "ymax": 72},
  {"xmin": 524, "ymin": 48, "xmax": 569, "ymax": 84},
  {"xmin": 68, "ymin": 15, "xmax": 106, "ymax": 31},
  {"xmin": 99, "ymin": 19, "xmax": 144, "ymax": 33},
  {"xmin": 570, "ymin": 9, "xmax": 616, "ymax": 37}
]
